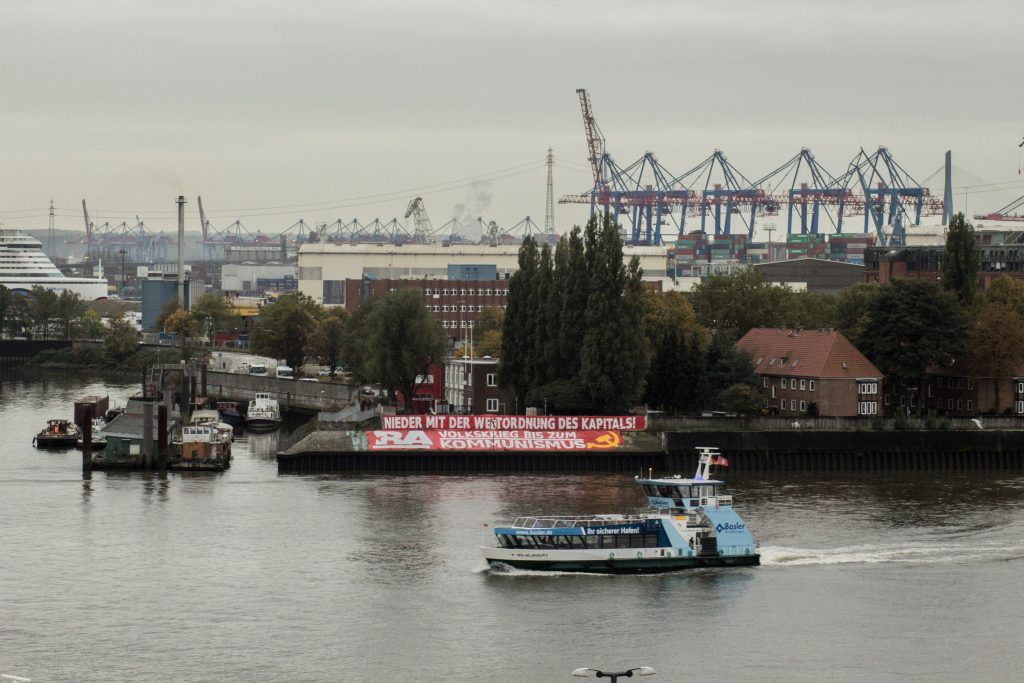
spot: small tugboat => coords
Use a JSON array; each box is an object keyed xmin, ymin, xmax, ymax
[
  {"xmin": 34, "ymin": 419, "xmax": 81, "ymax": 449},
  {"xmin": 216, "ymin": 401, "xmax": 244, "ymax": 427},
  {"xmin": 172, "ymin": 410, "xmax": 234, "ymax": 470},
  {"xmin": 481, "ymin": 447, "xmax": 759, "ymax": 573},
  {"xmin": 76, "ymin": 416, "xmax": 109, "ymax": 450},
  {"xmin": 244, "ymin": 392, "xmax": 282, "ymax": 431}
]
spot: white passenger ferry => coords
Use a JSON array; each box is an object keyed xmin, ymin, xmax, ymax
[
  {"xmin": 482, "ymin": 447, "xmax": 759, "ymax": 573},
  {"xmin": 0, "ymin": 230, "xmax": 108, "ymax": 299}
]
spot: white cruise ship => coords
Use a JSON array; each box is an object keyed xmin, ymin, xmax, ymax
[{"xmin": 0, "ymin": 230, "xmax": 109, "ymax": 300}]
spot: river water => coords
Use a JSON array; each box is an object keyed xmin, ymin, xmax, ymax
[{"xmin": 2, "ymin": 374, "xmax": 1024, "ymax": 682}]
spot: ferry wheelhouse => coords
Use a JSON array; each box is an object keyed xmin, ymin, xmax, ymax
[{"xmin": 481, "ymin": 447, "xmax": 759, "ymax": 573}]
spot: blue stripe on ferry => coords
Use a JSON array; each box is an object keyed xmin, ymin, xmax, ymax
[{"xmin": 495, "ymin": 527, "xmax": 584, "ymax": 536}]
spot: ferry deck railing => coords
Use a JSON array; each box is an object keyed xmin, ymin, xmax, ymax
[{"xmin": 511, "ymin": 515, "xmax": 649, "ymax": 529}]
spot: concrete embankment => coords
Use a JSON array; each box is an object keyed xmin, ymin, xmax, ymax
[
  {"xmin": 204, "ymin": 370, "xmax": 351, "ymax": 414},
  {"xmin": 278, "ymin": 426, "xmax": 1024, "ymax": 474}
]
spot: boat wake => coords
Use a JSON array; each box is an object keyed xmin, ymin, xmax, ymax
[
  {"xmin": 761, "ymin": 541, "xmax": 1024, "ymax": 567},
  {"xmin": 480, "ymin": 562, "xmax": 616, "ymax": 578}
]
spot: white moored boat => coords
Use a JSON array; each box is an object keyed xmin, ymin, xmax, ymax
[
  {"xmin": 244, "ymin": 392, "xmax": 282, "ymax": 431},
  {"xmin": 481, "ymin": 447, "xmax": 759, "ymax": 573}
]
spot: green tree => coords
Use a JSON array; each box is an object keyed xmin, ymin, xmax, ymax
[
  {"xmin": 833, "ymin": 282, "xmax": 882, "ymax": 348},
  {"xmin": 578, "ymin": 216, "xmax": 648, "ymax": 412},
  {"xmin": 531, "ymin": 243, "xmax": 555, "ymax": 388},
  {"xmin": 858, "ymin": 278, "xmax": 967, "ymax": 405},
  {"xmin": 344, "ymin": 289, "xmax": 448, "ymax": 411},
  {"xmin": 941, "ymin": 212, "xmax": 979, "ymax": 306},
  {"xmin": 154, "ymin": 298, "xmax": 182, "ymax": 333},
  {"xmin": 6, "ymin": 296, "xmax": 29, "ymax": 338},
  {"xmin": 689, "ymin": 269, "xmax": 790, "ymax": 340},
  {"xmin": 783, "ymin": 290, "xmax": 837, "ymax": 330},
  {"xmin": 55, "ymin": 290, "xmax": 87, "ymax": 340},
  {"xmin": 251, "ymin": 293, "xmax": 324, "ymax": 370},
  {"xmin": 979, "ymin": 275, "xmax": 1024, "ymax": 317},
  {"xmin": 967, "ymin": 301, "xmax": 1024, "ymax": 413},
  {"xmin": 474, "ymin": 306, "xmax": 504, "ymax": 358},
  {"xmin": 29, "ymin": 286, "xmax": 59, "ymax": 340},
  {"xmin": 77, "ymin": 309, "xmax": 105, "ymax": 340},
  {"xmin": 190, "ymin": 293, "xmax": 238, "ymax": 341},
  {"xmin": 704, "ymin": 336, "xmax": 758, "ymax": 411},
  {"xmin": 500, "ymin": 236, "xmax": 539, "ymax": 407},
  {"xmin": 715, "ymin": 383, "xmax": 762, "ymax": 416},
  {"xmin": 557, "ymin": 226, "xmax": 589, "ymax": 379},
  {"xmin": 103, "ymin": 314, "xmax": 139, "ymax": 363},
  {"xmin": 311, "ymin": 309, "xmax": 349, "ymax": 375},
  {"xmin": 0, "ymin": 285, "xmax": 11, "ymax": 339}
]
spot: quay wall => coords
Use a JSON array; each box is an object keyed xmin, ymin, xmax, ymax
[
  {"xmin": 0, "ymin": 339, "xmax": 72, "ymax": 369},
  {"xmin": 278, "ymin": 428, "xmax": 1024, "ymax": 474},
  {"xmin": 204, "ymin": 370, "xmax": 352, "ymax": 414}
]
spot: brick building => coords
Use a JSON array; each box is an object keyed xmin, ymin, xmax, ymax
[
  {"xmin": 341, "ymin": 277, "xmax": 509, "ymax": 346},
  {"xmin": 443, "ymin": 357, "xmax": 515, "ymax": 414},
  {"xmin": 736, "ymin": 327, "xmax": 884, "ymax": 417}
]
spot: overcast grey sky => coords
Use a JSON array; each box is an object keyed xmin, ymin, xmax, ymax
[{"xmin": 2, "ymin": 0, "xmax": 1022, "ymax": 236}]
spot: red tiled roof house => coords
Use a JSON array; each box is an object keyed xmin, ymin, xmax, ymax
[{"xmin": 735, "ymin": 328, "xmax": 884, "ymax": 417}]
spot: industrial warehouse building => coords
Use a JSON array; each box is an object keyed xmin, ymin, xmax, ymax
[{"xmin": 296, "ymin": 242, "xmax": 671, "ymax": 305}]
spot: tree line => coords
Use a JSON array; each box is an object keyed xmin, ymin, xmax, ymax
[{"xmin": 0, "ymin": 284, "xmax": 102, "ymax": 340}]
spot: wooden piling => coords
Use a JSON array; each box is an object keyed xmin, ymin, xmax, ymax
[
  {"xmin": 157, "ymin": 403, "xmax": 168, "ymax": 474},
  {"xmin": 143, "ymin": 401, "xmax": 154, "ymax": 468},
  {"xmin": 81, "ymin": 405, "xmax": 93, "ymax": 476}
]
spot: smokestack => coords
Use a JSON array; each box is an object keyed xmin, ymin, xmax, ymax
[
  {"xmin": 943, "ymin": 151, "xmax": 954, "ymax": 226},
  {"xmin": 176, "ymin": 195, "xmax": 187, "ymax": 308}
]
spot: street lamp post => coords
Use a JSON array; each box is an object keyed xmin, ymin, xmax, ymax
[
  {"xmin": 572, "ymin": 666, "xmax": 656, "ymax": 682},
  {"xmin": 118, "ymin": 249, "xmax": 128, "ymax": 296}
]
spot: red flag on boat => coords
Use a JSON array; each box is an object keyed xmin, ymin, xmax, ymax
[{"xmin": 711, "ymin": 455, "xmax": 729, "ymax": 467}]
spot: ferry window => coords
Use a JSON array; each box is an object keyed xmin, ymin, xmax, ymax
[
  {"xmin": 643, "ymin": 485, "xmax": 657, "ymax": 496},
  {"xmin": 630, "ymin": 535, "xmax": 646, "ymax": 549}
]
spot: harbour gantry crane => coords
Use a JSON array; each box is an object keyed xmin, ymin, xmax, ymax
[{"xmin": 404, "ymin": 197, "xmax": 435, "ymax": 243}]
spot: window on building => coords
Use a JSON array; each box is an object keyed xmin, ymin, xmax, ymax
[
  {"xmin": 800, "ymin": 379, "xmax": 806, "ymax": 391},
  {"xmin": 763, "ymin": 377, "xmax": 768, "ymax": 388},
  {"xmin": 790, "ymin": 400, "xmax": 796, "ymax": 411},
  {"xmin": 443, "ymin": 288, "xmax": 449, "ymax": 295},
  {"xmin": 442, "ymin": 305, "xmax": 449, "ymax": 312},
  {"xmin": 460, "ymin": 289, "xmax": 467, "ymax": 296},
  {"xmin": 948, "ymin": 399, "xmax": 954, "ymax": 409},
  {"xmin": 967, "ymin": 400, "xmax": 973, "ymax": 411},
  {"xmin": 928, "ymin": 385, "xmax": 933, "ymax": 397},
  {"xmin": 486, "ymin": 288, "xmax": 493, "ymax": 296},
  {"xmin": 486, "ymin": 373, "xmax": 497, "ymax": 387},
  {"xmin": 771, "ymin": 386, "xmax": 777, "ymax": 399},
  {"xmin": 957, "ymin": 399, "xmax": 963, "ymax": 410},
  {"xmin": 968, "ymin": 379, "xmax": 974, "ymax": 390},
  {"xmin": 781, "ymin": 378, "xmax": 787, "ymax": 389},
  {"xmin": 809, "ymin": 380, "xmax": 816, "ymax": 392},
  {"xmin": 1017, "ymin": 401, "xmax": 1024, "ymax": 415},
  {"xmin": 486, "ymin": 398, "xmax": 499, "ymax": 413},
  {"xmin": 799, "ymin": 400, "xmax": 806, "ymax": 411},
  {"xmin": 957, "ymin": 379, "xmax": 964, "ymax": 389},
  {"xmin": 433, "ymin": 305, "xmax": 439, "ymax": 312},
  {"xmin": 1018, "ymin": 382, "xmax": 1024, "ymax": 394}
]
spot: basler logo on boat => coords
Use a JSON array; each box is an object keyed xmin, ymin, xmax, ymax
[{"xmin": 715, "ymin": 522, "xmax": 746, "ymax": 533}]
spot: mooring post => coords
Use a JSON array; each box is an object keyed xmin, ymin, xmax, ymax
[
  {"xmin": 143, "ymin": 401, "xmax": 154, "ymax": 469},
  {"xmin": 158, "ymin": 403, "xmax": 168, "ymax": 474},
  {"xmin": 82, "ymin": 404, "xmax": 93, "ymax": 476}
]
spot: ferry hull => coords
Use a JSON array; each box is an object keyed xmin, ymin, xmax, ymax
[
  {"xmin": 482, "ymin": 548, "xmax": 759, "ymax": 574},
  {"xmin": 244, "ymin": 418, "xmax": 281, "ymax": 432}
]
